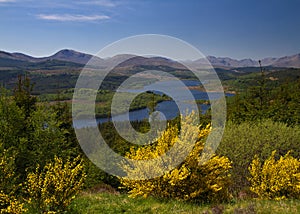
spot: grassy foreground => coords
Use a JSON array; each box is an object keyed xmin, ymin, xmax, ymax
[{"xmin": 69, "ymin": 192, "xmax": 300, "ymax": 214}]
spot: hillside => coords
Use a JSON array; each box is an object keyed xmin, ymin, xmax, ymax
[{"xmin": 1, "ymin": 49, "xmax": 300, "ymax": 95}]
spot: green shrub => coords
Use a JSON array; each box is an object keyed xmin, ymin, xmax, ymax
[
  {"xmin": 217, "ymin": 120, "xmax": 300, "ymax": 195},
  {"xmin": 0, "ymin": 88, "xmax": 79, "ymax": 186},
  {"xmin": 25, "ymin": 156, "xmax": 86, "ymax": 213}
]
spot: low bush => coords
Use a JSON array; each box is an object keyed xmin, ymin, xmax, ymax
[
  {"xmin": 217, "ymin": 120, "xmax": 300, "ymax": 195},
  {"xmin": 248, "ymin": 150, "xmax": 300, "ymax": 200},
  {"xmin": 120, "ymin": 114, "xmax": 232, "ymax": 203},
  {"xmin": 0, "ymin": 193, "xmax": 26, "ymax": 214},
  {"xmin": 25, "ymin": 156, "xmax": 86, "ymax": 213}
]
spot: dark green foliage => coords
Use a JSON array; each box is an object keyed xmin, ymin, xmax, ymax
[
  {"xmin": 51, "ymin": 101, "xmax": 81, "ymax": 156},
  {"xmin": 0, "ymin": 90, "xmax": 24, "ymax": 149},
  {"xmin": 222, "ymin": 67, "xmax": 300, "ymax": 92},
  {"xmin": 31, "ymin": 73, "xmax": 78, "ymax": 94},
  {"xmin": 269, "ymin": 81, "xmax": 300, "ymax": 125},
  {"xmin": 227, "ymin": 77, "xmax": 300, "ymax": 126},
  {"xmin": 0, "ymin": 76, "xmax": 80, "ymax": 186},
  {"xmin": 13, "ymin": 75, "xmax": 37, "ymax": 118},
  {"xmin": 265, "ymin": 68, "xmax": 300, "ymax": 81},
  {"xmin": 83, "ymin": 159, "xmax": 120, "ymax": 189},
  {"xmin": 78, "ymin": 120, "xmax": 154, "ymax": 189}
]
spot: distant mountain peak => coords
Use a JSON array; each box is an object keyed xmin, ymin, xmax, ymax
[
  {"xmin": 49, "ymin": 49, "xmax": 96, "ymax": 64},
  {"xmin": 54, "ymin": 49, "xmax": 85, "ymax": 56}
]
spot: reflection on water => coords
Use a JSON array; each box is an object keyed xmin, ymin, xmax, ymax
[{"xmin": 74, "ymin": 80, "xmax": 233, "ymax": 128}]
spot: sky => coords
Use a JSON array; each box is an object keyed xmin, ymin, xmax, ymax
[{"xmin": 1, "ymin": 0, "xmax": 300, "ymax": 60}]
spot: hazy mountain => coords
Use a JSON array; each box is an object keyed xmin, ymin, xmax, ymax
[
  {"xmin": 270, "ymin": 54, "xmax": 300, "ymax": 68},
  {"xmin": 0, "ymin": 49, "xmax": 102, "ymax": 65},
  {"xmin": 194, "ymin": 56, "xmax": 259, "ymax": 67},
  {"xmin": 194, "ymin": 54, "xmax": 300, "ymax": 68},
  {"xmin": 195, "ymin": 56, "xmax": 260, "ymax": 67},
  {"xmin": 1, "ymin": 49, "xmax": 300, "ymax": 68},
  {"xmin": 207, "ymin": 56, "xmax": 258, "ymax": 67},
  {"xmin": 260, "ymin": 57, "xmax": 278, "ymax": 66},
  {"xmin": 0, "ymin": 51, "xmax": 42, "ymax": 63}
]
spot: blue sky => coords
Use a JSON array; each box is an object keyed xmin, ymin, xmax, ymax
[{"xmin": 1, "ymin": 0, "xmax": 300, "ymax": 59}]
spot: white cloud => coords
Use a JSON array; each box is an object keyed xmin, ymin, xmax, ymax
[
  {"xmin": 37, "ymin": 14, "xmax": 110, "ymax": 22},
  {"xmin": 0, "ymin": 0, "xmax": 15, "ymax": 2},
  {"xmin": 79, "ymin": 0, "xmax": 118, "ymax": 7}
]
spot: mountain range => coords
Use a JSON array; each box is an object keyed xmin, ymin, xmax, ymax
[{"xmin": 1, "ymin": 49, "xmax": 300, "ymax": 68}]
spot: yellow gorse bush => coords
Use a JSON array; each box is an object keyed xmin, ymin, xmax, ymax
[
  {"xmin": 0, "ymin": 144, "xmax": 26, "ymax": 214},
  {"xmin": 0, "ymin": 149, "xmax": 16, "ymax": 195},
  {"xmin": 0, "ymin": 192, "xmax": 26, "ymax": 214},
  {"xmin": 248, "ymin": 150, "xmax": 300, "ymax": 200},
  {"xmin": 26, "ymin": 156, "xmax": 86, "ymax": 213},
  {"xmin": 120, "ymin": 113, "xmax": 232, "ymax": 202}
]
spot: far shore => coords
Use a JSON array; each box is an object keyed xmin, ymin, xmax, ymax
[{"xmin": 187, "ymin": 85, "xmax": 236, "ymax": 94}]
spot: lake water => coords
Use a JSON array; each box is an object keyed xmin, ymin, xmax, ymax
[{"xmin": 74, "ymin": 80, "xmax": 234, "ymax": 128}]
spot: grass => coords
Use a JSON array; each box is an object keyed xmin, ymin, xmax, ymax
[
  {"xmin": 69, "ymin": 192, "xmax": 210, "ymax": 213},
  {"xmin": 68, "ymin": 192, "xmax": 300, "ymax": 214}
]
